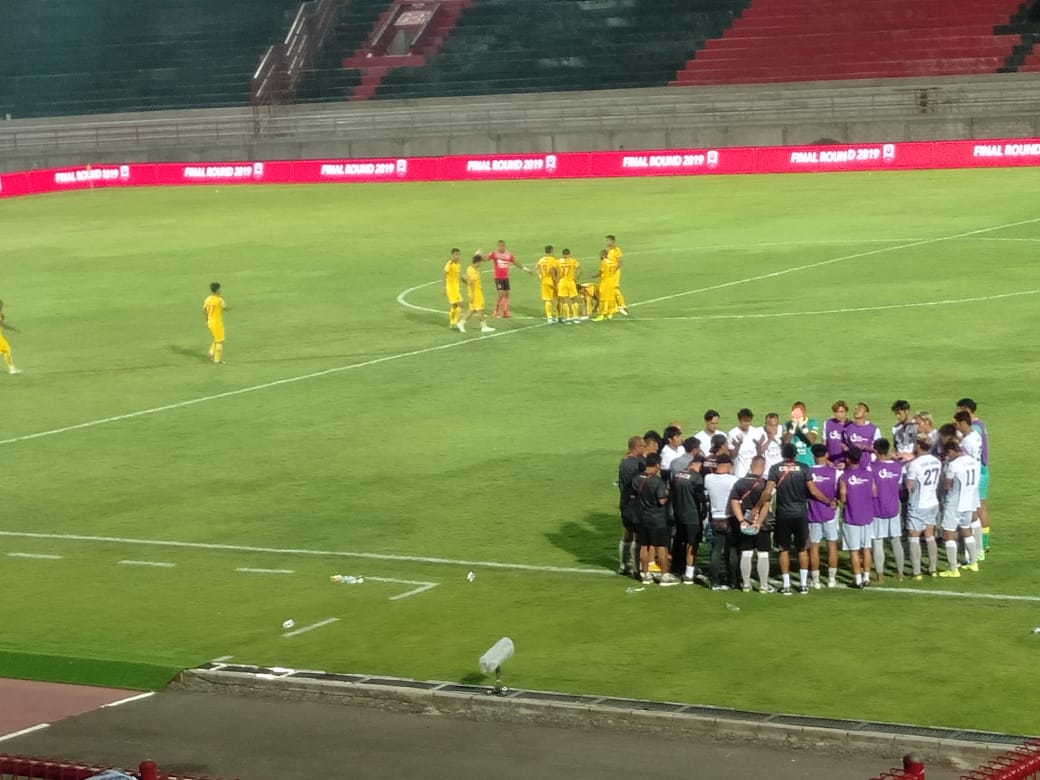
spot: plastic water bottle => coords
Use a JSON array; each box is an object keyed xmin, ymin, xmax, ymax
[
  {"xmin": 725, "ymin": 602, "xmax": 741, "ymax": 613},
  {"xmin": 330, "ymin": 574, "xmax": 362, "ymax": 584},
  {"xmin": 1032, "ymin": 626, "xmax": 1040, "ymax": 634},
  {"xmin": 625, "ymin": 587, "xmax": 645, "ymax": 593}
]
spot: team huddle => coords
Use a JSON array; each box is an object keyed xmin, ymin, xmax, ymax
[
  {"xmin": 616, "ymin": 399, "xmax": 991, "ymax": 595},
  {"xmin": 442, "ymin": 235, "xmax": 629, "ymax": 332}
]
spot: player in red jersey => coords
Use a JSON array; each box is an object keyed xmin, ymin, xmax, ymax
[{"xmin": 487, "ymin": 239, "xmax": 531, "ymax": 318}]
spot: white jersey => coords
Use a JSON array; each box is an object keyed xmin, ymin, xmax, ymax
[
  {"xmin": 704, "ymin": 473, "xmax": 738, "ymax": 519},
  {"xmin": 762, "ymin": 432, "xmax": 784, "ymax": 473},
  {"xmin": 905, "ymin": 454, "xmax": 941, "ymax": 510},
  {"xmin": 728, "ymin": 425, "xmax": 764, "ymax": 478},
  {"xmin": 945, "ymin": 455, "xmax": 980, "ymax": 513},
  {"xmin": 960, "ymin": 430, "xmax": 983, "ymax": 462},
  {"xmin": 692, "ymin": 429, "xmax": 721, "ymax": 453},
  {"xmin": 659, "ymin": 444, "xmax": 685, "ymax": 472}
]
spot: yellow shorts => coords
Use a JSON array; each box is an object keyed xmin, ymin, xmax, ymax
[
  {"xmin": 446, "ymin": 288, "xmax": 462, "ymax": 305},
  {"xmin": 0, "ymin": 335, "xmax": 9, "ymax": 354},
  {"xmin": 208, "ymin": 323, "xmax": 225, "ymax": 342},
  {"xmin": 468, "ymin": 293, "xmax": 484, "ymax": 311},
  {"xmin": 557, "ymin": 280, "xmax": 577, "ymax": 298},
  {"xmin": 540, "ymin": 280, "xmax": 556, "ymax": 301}
]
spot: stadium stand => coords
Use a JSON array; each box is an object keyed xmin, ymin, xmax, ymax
[
  {"xmin": 373, "ymin": 0, "xmax": 750, "ymax": 100},
  {"xmin": 997, "ymin": 0, "xmax": 1040, "ymax": 72},
  {"xmin": 0, "ymin": 0, "xmax": 299, "ymax": 118},
  {"xmin": 671, "ymin": 0, "xmax": 1029, "ymax": 86}
]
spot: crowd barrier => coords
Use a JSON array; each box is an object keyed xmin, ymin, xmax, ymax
[{"xmin": 1, "ymin": 137, "xmax": 1039, "ymax": 198}]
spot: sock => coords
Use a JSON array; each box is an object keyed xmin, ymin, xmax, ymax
[
  {"xmin": 872, "ymin": 539, "xmax": 885, "ymax": 575},
  {"xmin": 855, "ymin": 572, "xmax": 862, "ymax": 585},
  {"xmin": 964, "ymin": 536, "xmax": 977, "ymax": 565},
  {"xmin": 782, "ymin": 572, "xmax": 791, "ymax": 589},
  {"xmin": 619, "ymin": 540, "xmax": 628, "ymax": 569},
  {"xmin": 925, "ymin": 537, "xmax": 938, "ymax": 573},
  {"xmin": 207, "ymin": 342, "xmax": 214, "ymax": 357},
  {"xmin": 890, "ymin": 538, "xmax": 905, "ymax": 575},
  {"xmin": 629, "ymin": 541, "xmax": 639, "ymax": 571},
  {"xmin": 982, "ymin": 527, "xmax": 990, "ymax": 551},
  {"xmin": 756, "ymin": 551, "xmax": 770, "ymax": 588},
  {"xmin": 828, "ymin": 566, "xmax": 838, "ymax": 584},
  {"xmin": 213, "ymin": 343, "xmax": 223, "ymax": 362},
  {"xmin": 811, "ymin": 569, "xmax": 820, "ymax": 584},
  {"xmin": 684, "ymin": 565, "xmax": 694, "ymax": 579},
  {"xmin": 971, "ymin": 521, "xmax": 983, "ymax": 561},
  {"xmin": 616, "ymin": 290, "xmax": 626, "ymax": 308},
  {"xmin": 945, "ymin": 540, "xmax": 959, "ymax": 571},
  {"xmin": 799, "ymin": 569, "xmax": 808, "ymax": 588},
  {"xmin": 544, "ymin": 301, "xmax": 553, "ymax": 319},
  {"xmin": 740, "ymin": 552, "xmax": 753, "ymax": 587},
  {"xmin": 909, "ymin": 537, "xmax": 922, "ymax": 575}
]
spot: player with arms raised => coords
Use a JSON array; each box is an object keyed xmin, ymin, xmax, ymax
[{"xmin": 487, "ymin": 239, "xmax": 530, "ymax": 319}]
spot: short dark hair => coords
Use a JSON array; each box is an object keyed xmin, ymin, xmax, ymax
[
  {"xmin": 954, "ymin": 410, "xmax": 972, "ymax": 425},
  {"xmin": 846, "ymin": 446, "xmax": 863, "ymax": 465},
  {"xmin": 781, "ymin": 442, "xmax": 797, "ymax": 460},
  {"xmin": 606, "ymin": 234, "xmax": 616, "ymax": 241},
  {"xmin": 943, "ymin": 439, "xmax": 962, "ymax": 456},
  {"xmin": 544, "ymin": 245, "xmax": 553, "ymax": 253},
  {"xmin": 472, "ymin": 253, "xmax": 483, "ymax": 263},
  {"xmin": 810, "ymin": 443, "xmax": 828, "ymax": 458},
  {"xmin": 663, "ymin": 425, "xmax": 682, "ymax": 441},
  {"xmin": 210, "ymin": 282, "xmax": 220, "ymax": 293},
  {"xmin": 703, "ymin": 409, "xmax": 719, "ymax": 421},
  {"xmin": 627, "ymin": 436, "xmax": 644, "ymax": 451},
  {"xmin": 561, "ymin": 248, "xmax": 570, "ymax": 255},
  {"xmin": 956, "ymin": 397, "xmax": 977, "ymax": 412},
  {"xmin": 682, "ymin": 436, "xmax": 701, "ymax": 452},
  {"xmin": 715, "ymin": 453, "xmax": 732, "ymax": 465},
  {"xmin": 644, "ymin": 452, "xmax": 662, "ymax": 468},
  {"xmin": 710, "ymin": 433, "xmax": 728, "ymax": 453},
  {"xmin": 643, "ymin": 430, "xmax": 662, "ymax": 445},
  {"xmin": 450, "ymin": 247, "xmax": 460, "ymax": 254},
  {"xmin": 891, "ymin": 399, "xmax": 910, "ymax": 412},
  {"xmin": 875, "ymin": 438, "xmax": 891, "ymax": 455},
  {"xmin": 737, "ymin": 408, "xmax": 753, "ymax": 420}
]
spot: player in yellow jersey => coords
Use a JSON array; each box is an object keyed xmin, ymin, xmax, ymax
[
  {"xmin": 594, "ymin": 249, "xmax": 617, "ymax": 321},
  {"xmin": 203, "ymin": 282, "xmax": 229, "ymax": 364},
  {"xmin": 0, "ymin": 299, "xmax": 22, "ymax": 375},
  {"xmin": 578, "ymin": 282, "xmax": 598, "ymax": 319},
  {"xmin": 606, "ymin": 234, "xmax": 628, "ymax": 316},
  {"xmin": 464, "ymin": 251, "xmax": 496, "ymax": 333},
  {"xmin": 556, "ymin": 248, "xmax": 582, "ymax": 324},
  {"xmin": 444, "ymin": 249, "xmax": 466, "ymax": 333},
  {"xmin": 535, "ymin": 245, "xmax": 560, "ymax": 323}
]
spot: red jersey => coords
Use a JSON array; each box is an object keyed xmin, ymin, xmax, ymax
[{"xmin": 489, "ymin": 250, "xmax": 517, "ymax": 279}]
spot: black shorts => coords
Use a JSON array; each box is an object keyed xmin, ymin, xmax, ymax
[
  {"xmin": 773, "ymin": 515, "xmax": 810, "ymax": 552},
  {"xmin": 638, "ymin": 524, "xmax": 670, "ymax": 548},
  {"xmin": 677, "ymin": 522, "xmax": 703, "ymax": 549},
  {"xmin": 620, "ymin": 503, "xmax": 638, "ymax": 532},
  {"xmin": 731, "ymin": 517, "xmax": 771, "ymax": 552},
  {"xmin": 494, "ymin": 278, "xmax": 510, "ymax": 292}
]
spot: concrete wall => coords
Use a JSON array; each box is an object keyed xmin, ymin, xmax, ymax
[{"xmin": 2, "ymin": 74, "xmax": 1040, "ymax": 172}]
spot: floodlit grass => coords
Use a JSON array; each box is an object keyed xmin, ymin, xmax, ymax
[{"xmin": 1, "ymin": 170, "xmax": 1038, "ymax": 731}]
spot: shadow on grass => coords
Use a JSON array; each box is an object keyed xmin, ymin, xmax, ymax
[
  {"xmin": 168, "ymin": 343, "xmax": 210, "ymax": 363},
  {"xmin": 457, "ymin": 671, "xmax": 486, "ymax": 686},
  {"xmin": 544, "ymin": 510, "xmax": 617, "ymax": 571}
]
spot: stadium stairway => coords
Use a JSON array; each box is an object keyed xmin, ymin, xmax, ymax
[
  {"xmin": 373, "ymin": 0, "xmax": 750, "ymax": 100},
  {"xmin": 670, "ymin": 0, "xmax": 1030, "ymax": 86},
  {"xmin": 995, "ymin": 0, "xmax": 1040, "ymax": 72},
  {"xmin": 340, "ymin": 1, "xmax": 473, "ymax": 101}
]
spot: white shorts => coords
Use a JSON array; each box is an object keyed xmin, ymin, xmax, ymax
[
  {"xmin": 842, "ymin": 523, "xmax": 873, "ymax": 551},
  {"xmin": 871, "ymin": 515, "xmax": 901, "ymax": 539},
  {"xmin": 941, "ymin": 509, "xmax": 973, "ymax": 532},
  {"xmin": 906, "ymin": 505, "xmax": 938, "ymax": 533},
  {"xmin": 809, "ymin": 519, "xmax": 839, "ymax": 544}
]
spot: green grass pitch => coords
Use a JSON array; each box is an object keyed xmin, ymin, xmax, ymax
[{"xmin": 1, "ymin": 169, "xmax": 1039, "ymax": 734}]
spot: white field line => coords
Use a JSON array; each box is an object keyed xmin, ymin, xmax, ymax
[
  {"xmin": 118, "ymin": 559, "xmax": 175, "ymax": 568},
  {"xmin": 101, "ymin": 691, "xmax": 155, "ymax": 708},
  {"xmin": 633, "ymin": 289, "xmax": 1040, "ymax": 322},
  {"xmin": 0, "ymin": 723, "xmax": 50, "ymax": 743},
  {"xmin": 867, "ymin": 587, "xmax": 1040, "ymax": 603},
  {"xmin": 2, "ymin": 218, "xmax": 1034, "ymax": 450},
  {"xmin": 631, "ymin": 215, "xmax": 1040, "ymax": 309},
  {"xmin": 283, "ymin": 617, "xmax": 339, "ymax": 638},
  {"xmin": 0, "ymin": 530, "xmax": 612, "ymax": 576},
  {"xmin": 365, "ymin": 575, "xmax": 439, "ymax": 601},
  {"xmin": 212, "ymin": 655, "xmax": 234, "ymax": 663},
  {"xmin": 6, "ymin": 552, "xmax": 62, "ymax": 560},
  {"xmin": 396, "ymin": 278, "xmax": 537, "ymax": 318},
  {"xmin": 235, "ymin": 567, "xmax": 294, "ymax": 574},
  {"xmin": 0, "ymin": 322, "xmax": 543, "ymax": 448}
]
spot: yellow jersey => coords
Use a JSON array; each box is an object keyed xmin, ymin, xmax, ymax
[
  {"xmin": 535, "ymin": 255, "xmax": 559, "ymax": 281},
  {"xmin": 444, "ymin": 260, "xmax": 461, "ymax": 289},
  {"xmin": 599, "ymin": 256, "xmax": 617, "ymax": 285},
  {"xmin": 465, "ymin": 265, "xmax": 482, "ymax": 299},
  {"xmin": 559, "ymin": 256, "xmax": 580, "ymax": 281},
  {"xmin": 607, "ymin": 246, "xmax": 623, "ymax": 281},
  {"xmin": 203, "ymin": 294, "xmax": 226, "ymax": 326}
]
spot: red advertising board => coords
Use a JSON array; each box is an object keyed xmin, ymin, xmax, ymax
[{"xmin": 1, "ymin": 138, "xmax": 1037, "ymax": 201}]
